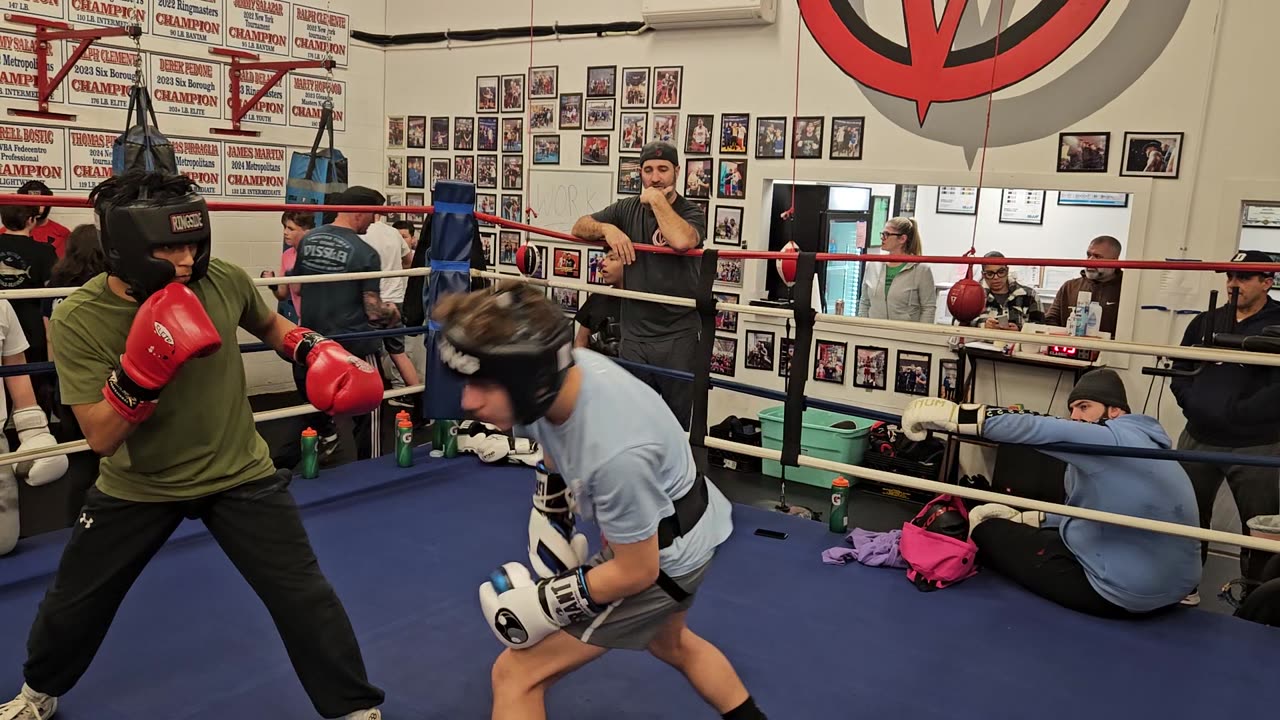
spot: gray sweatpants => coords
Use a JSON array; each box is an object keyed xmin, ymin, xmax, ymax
[
  {"xmin": 619, "ymin": 334, "xmax": 697, "ymax": 431},
  {"xmin": 1177, "ymin": 430, "xmax": 1280, "ymax": 581}
]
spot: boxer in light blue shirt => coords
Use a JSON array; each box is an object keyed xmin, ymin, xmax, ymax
[{"xmin": 435, "ymin": 284, "xmax": 767, "ymax": 720}]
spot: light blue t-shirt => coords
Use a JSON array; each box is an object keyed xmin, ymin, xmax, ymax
[
  {"xmin": 517, "ymin": 349, "xmax": 733, "ymax": 577},
  {"xmin": 982, "ymin": 411, "xmax": 1201, "ymax": 612}
]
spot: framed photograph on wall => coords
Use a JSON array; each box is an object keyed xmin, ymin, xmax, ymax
[
  {"xmin": 532, "ymin": 134, "xmax": 561, "ymax": 164},
  {"xmin": 386, "ymin": 156, "xmax": 403, "ymax": 188},
  {"xmin": 501, "ymin": 155, "xmax": 523, "ymax": 191},
  {"xmin": 711, "ymin": 336, "xmax": 737, "ymax": 377},
  {"xmin": 553, "ymin": 248, "xmax": 581, "ymax": 278},
  {"xmin": 559, "ymin": 93, "xmax": 582, "ymax": 129},
  {"xmin": 477, "ymin": 117, "xmax": 498, "ymax": 151},
  {"xmin": 501, "ymin": 74, "xmax": 525, "ymax": 112},
  {"xmin": 587, "ymin": 249, "xmax": 608, "ymax": 285},
  {"xmin": 779, "ymin": 338, "xmax": 796, "ymax": 378},
  {"xmin": 453, "ymin": 117, "xmax": 474, "ymax": 150},
  {"xmin": 581, "ymin": 135, "xmax": 611, "ymax": 166},
  {"xmin": 385, "ymin": 192, "xmax": 403, "ymax": 222},
  {"xmin": 755, "ymin": 117, "xmax": 786, "ymax": 159},
  {"xmin": 792, "ymin": 116, "xmax": 824, "ymax": 159},
  {"xmin": 529, "ymin": 66, "xmax": 557, "ymax": 98},
  {"xmin": 617, "ymin": 159, "xmax": 642, "ymax": 195},
  {"xmin": 852, "ymin": 346, "xmax": 888, "ymax": 390},
  {"xmin": 895, "ymin": 350, "xmax": 932, "ymax": 396},
  {"xmin": 684, "ymin": 158, "xmax": 713, "ymax": 199},
  {"xmin": 585, "ymin": 99, "xmax": 615, "ymax": 131},
  {"xmin": 714, "ymin": 291, "xmax": 739, "ymax": 332},
  {"xmin": 651, "ymin": 112, "xmax": 678, "ymax": 145},
  {"xmin": 405, "ymin": 192, "xmax": 425, "ymax": 224},
  {"xmin": 586, "ymin": 65, "xmax": 617, "ymax": 98},
  {"xmin": 715, "ymin": 257, "xmax": 743, "ymax": 287},
  {"xmin": 428, "ymin": 117, "xmax": 448, "ymax": 150},
  {"xmin": 744, "ymin": 330, "xmax": 775, "ymax": 371},
  {"xmin": 1120, "ymin": 131, "xmax": 1184, "ymax": 179},
  {"xmin": 476, "ymin": 76, "xmax": 499, "ymax": 113},
  {"xmin": 387, "ymin": 116, "xmax": 406, "ymax": 149},
  {"xmin": 830, "ymin": 117, "xmax": 864, "ymax": 160},
  {"xmin": 1057, "ymin": 191, "xmax": 1129, "ymax": 208},
  {"xmin": 621, "ymin": 67, "xmax": 650, "ymax": 108},
  {"xmin": 999, "ymin": 189, "xmax": 1046, "ymax": 225},
  {"xmin": 453, "ymin": 156, "xmax": 474, "ymax": 184},
  {"xmin": 720, "ymin": 113, "xmax": 749, "ymax": 154},
  {"xmin": 1057, "ymin": 131, "xmax": 1109, "ymax": 172},
  {"xmin": 479, "ymin": 231, "xmax": 496, "ymax": 266},
  {"xmin": 550, "ymin": 287, "xmax": 580, "ymax": 314},
  {"xmin": 406, "ymin": 116, "xmax": 425, "ymax": 149},
  {"xmin": 652, "ymin": 66, "xmax": 682, "ymax": 108},
  {"xmin": 935, "ymin": 186, "xmax": 978, "ymax": 215},
  {"xmin": 685, "ymin": 114, "xmax": 714, "ymax": 155},
  {"xmin": 405, "ymin": 156, "xmax": 425, "ymax": 189},
  {"xmin": 713, "ymin": 205, "xmax": 743, "ymax": 246},
  {"xmin": 476, "ymin": 154, "xmax": 497, "ymax": 189},
  {"xmin": 498, "ymin": 230, "xmax": 520, "ymax": 264},
  {"xmin": 813, "ymin": 340, "xmax": 847, "ymax": 384},
  {"xmin": 938, "ymin": 358, "xmax": 959, "ymax": 401},
  {"xmin": 501, "ymin": 118, "xmax": 524, "ymax": 153},
  {"xmin": 717, "ymin": 159, "xmax": 748, "ymax": 200},
  {"xmin": 501, "ymin": 194, "xmax": 523, "ymax": 223},
  {"xmin": 529, "ymin": 100, "xmax": 557, "ymax": 131},
  {"xmin": 619, "ymin": 112, "xmax": 647, "ymax": 152},
  {"xmin": 477, "ymin": 193, "xmax": 496, "ymax": 224}
]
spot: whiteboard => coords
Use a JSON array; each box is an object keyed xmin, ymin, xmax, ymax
[{"xmin": 527, "ymin": 169, "xmax": 614, "ymax": 235}]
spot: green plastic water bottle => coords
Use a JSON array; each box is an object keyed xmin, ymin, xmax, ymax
[
  {"xmin": 396, "ymin": 419, "xmax": 414, "ymax": 467},
  {"xmin": 300, "ymin": 427, "xmax": 319, "ymax": 479},
  {"xmin": 829, "ymin": 477, "xmax": 850, "ymax": 533}
]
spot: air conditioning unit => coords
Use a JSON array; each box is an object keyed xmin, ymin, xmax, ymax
[{"xmin": 641, "ymin": 0, "xmax": 777, "ymax": 30}]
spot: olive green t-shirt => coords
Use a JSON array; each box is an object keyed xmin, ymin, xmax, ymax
[{"xmin": 49, "ymin": 259, "xmax": 277, "ymax": 502}]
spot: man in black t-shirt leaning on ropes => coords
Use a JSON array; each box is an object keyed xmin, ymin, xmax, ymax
[{"xmin": 572, "ymin": 141, "xmax": 706, "ymax": 429}]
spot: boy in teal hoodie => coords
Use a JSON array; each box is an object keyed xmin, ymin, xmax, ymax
[{"xmin": 902, "ymin": 369, "xmax": 1201, "ymax": 617}]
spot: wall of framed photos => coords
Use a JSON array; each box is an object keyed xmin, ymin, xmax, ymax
[{"xmin": 380, "ymin": 0, "xmax": 1280, "ymax": 440}]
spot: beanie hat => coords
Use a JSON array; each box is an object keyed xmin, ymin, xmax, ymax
[{"xmin": 1068, "ymin": 369, "xmax": 1130, "ymax": 413}]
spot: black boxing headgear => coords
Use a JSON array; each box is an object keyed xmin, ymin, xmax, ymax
[
  {"xmin": 438, "ymin": 286, "xmax": 575, "ymax": 425},
  {"xmin": 17, "ymin": 180, "xmax": 52, "ymax": 222},
  {"xmin": 97, "ymin": 179, "xmax": 212, "ymax": 301}
]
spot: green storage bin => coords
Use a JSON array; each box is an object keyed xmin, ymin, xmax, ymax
[{"xmin": 757, "ymin": 406, "xmax": 876, "ymax": 488}]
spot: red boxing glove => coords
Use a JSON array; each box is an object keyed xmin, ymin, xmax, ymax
[
  {"xmin": 104, "ymin": 283, "xmax": 223, "ymax": 423},
  {"xmin": 282, "ymin": 327, "xmax": 383, "ymax": 415}
]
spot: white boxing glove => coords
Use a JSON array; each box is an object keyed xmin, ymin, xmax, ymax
[
  {"xmin": 13, "ymin": 407, "xmax": 67, "ymax": 487},
  {"xmin": 900, "ymin": 398, "xmax": 987, "ymax": 442},
  {"xmin": 479, "ymin": 562, "xmax": 602, "ymax": 650},
  {"xmin": 528, "ymin": 508, "xmax": 590, "ymax": 579}
]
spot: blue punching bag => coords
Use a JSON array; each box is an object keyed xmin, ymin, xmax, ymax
[{"xmin": 423, "ymin": 180, "xmax": 477, "ymax": 421}]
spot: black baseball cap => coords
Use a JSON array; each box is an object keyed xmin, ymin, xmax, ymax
[
  {"xmin": 327, "ymin": 186, "xmax": 385, "ymax": 207},
  {"xmin": 639, "ymin": 141, "xmax": 679, "ymax": 167},
  {"xmin": 1219, "ymin": 249, "xmax": 1277, "ymax": 278}
]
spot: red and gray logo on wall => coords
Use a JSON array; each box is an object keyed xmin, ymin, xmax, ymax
[{"xmin": 798, "ymin": 0, "xmax": 1190, "ymax": 152}]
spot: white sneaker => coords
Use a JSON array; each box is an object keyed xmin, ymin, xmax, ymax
[
  {"xmin": 1180, "ymin": 591, "xmax": 1201, "ymax": 607},
  {"xmin": 968, "ymin": 503, "xmax": 1021, "ymax": 534},
  {"xmin": 343, "ymin": 710, "xmax": 381, "ymax": 720},
  {"xmin": 0, "ymin": 685, "xmax": 57, "ymax": 720}
]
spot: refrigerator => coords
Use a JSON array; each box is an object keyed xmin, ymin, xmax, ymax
[{"xmin": 820, "ymin": 210, "xmax": 871, "ymax": 316}]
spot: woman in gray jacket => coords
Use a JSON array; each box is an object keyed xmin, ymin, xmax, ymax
[{"xmin": 858, "ymin": 216, "xmax": 937, "ymax": 323}]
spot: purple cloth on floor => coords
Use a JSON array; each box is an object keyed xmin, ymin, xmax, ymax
[{"xmin": 822, "ymin": 528, "xmax": 907, "ymax": 569}]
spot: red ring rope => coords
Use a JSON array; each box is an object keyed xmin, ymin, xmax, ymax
[{"xmin": 3, "ymin": 192, "xmax": 1271, "ymax": 273}]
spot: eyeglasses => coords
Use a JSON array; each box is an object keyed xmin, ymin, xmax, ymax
[
  {"xmin": 880, "ymin": 231, "xmax": 904, "ymax": 240},
  {"xmin": 982, "ymin": 268, "xmax": 1008, "ymax": 279}
]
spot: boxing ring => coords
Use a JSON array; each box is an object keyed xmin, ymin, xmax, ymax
[
  {"xmin": 0, "ymin": 187, "xmax": 1279, "ymax": 718},
  {"xmin": 0, "ymin": 452, "xmax": 1273, "ymax": 719}
]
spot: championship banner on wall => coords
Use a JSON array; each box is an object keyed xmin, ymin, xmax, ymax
[
  {"xmin": 1, "ymin": 0, "xmax": 65, "ymax": 19},
  {"xmin": 172, "ymin": 136, "xmax": 224, "ymax": 195},
  {"xmin": 287, "ymin": 73, "xmax": 344, "ymax": 131},
  {"xmin": 70, "ymin": 0, "xmax": 148, "ymax": 30},
  {"xmin": 152, "ymin": 0, "xmax": 224, "ymax": 45},
  {"xmin": 224, "ymin": 141, "xmax": 287, "ymax": 197},
  {"xmin": 66, "ymin": 43, "xmax": 141, "ymax": 110},
  {"xmin": 0, "ymin": 31, "xmax": 65, "ymax": 104},
  {"xmin": 148, "ymin": 52, "xmax": 222, "ymax": 119},
  {"xmin": 227, "ymin": 0, "xmax": 290, "ymax": 56},
  {"xmin": 291, "ymin": 4, "xmax": 348, "ymax": 67},
  {"xmin": 229, "ymin": 67, "xmax": 287, "ymax": 126},
  {"xmin": 0, "ymin": 122, "xmax": 68, "ymax": 190},
  {"xmin": 67, "ymin": 129, "xmax": 117, "ymax": 191}
]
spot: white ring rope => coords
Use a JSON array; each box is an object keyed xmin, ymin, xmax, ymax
[{"xmin": 705, "ymin": 436, "xmax": 1280, "ymax": 555}]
